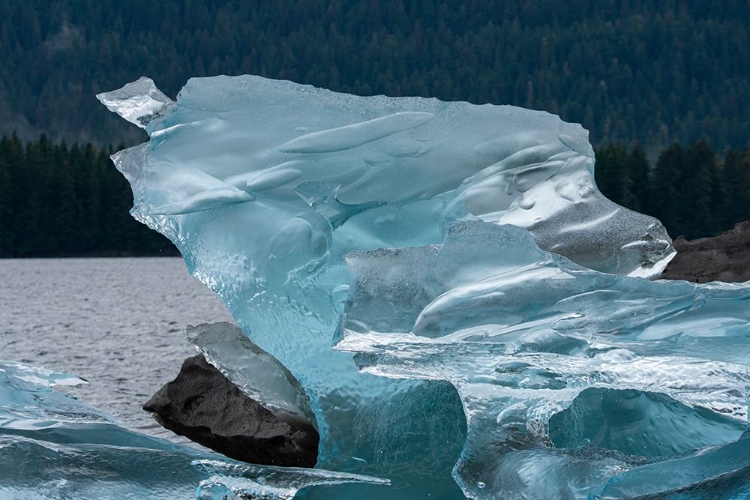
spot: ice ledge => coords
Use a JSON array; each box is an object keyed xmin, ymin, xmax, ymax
[{"xmin": 96, "ymin": 77, "xmax": 174, "ymax": 129}]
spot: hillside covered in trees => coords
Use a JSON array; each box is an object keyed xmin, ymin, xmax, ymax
[
  {"xmin": 595, "ymin": 142, "xmax": 750, "ymax": 240},
  {"xmin": 0, "ymin": 135, "xmax": 175, "ymax": 257},
  {"xmin": 1, "ymin": 0, "xmax": 749, "ymax": 155}
]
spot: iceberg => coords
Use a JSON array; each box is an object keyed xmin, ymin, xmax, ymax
[{"xmin": 39, "ymin": 73, "xmax": 748, "ymax": 498}]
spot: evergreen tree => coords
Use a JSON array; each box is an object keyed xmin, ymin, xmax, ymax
[
  {"xmin": 625, "ymin": 144, "xmax": 650, "ymax": 214},
  {"xmin": 0, "ymin": 135, "xmax": 176, "ymax": 256},
  {"xmin": 0, "ymin": 152, "xmax": 10, "ymax": 257},
  {"xmin": 680, "ymin": 140, "xmax": 718, "ymax": 238},
  {"xmin": 595, "ymin": 145, "xmax": 631, "ymax": 207},
  {"xmin": 721, "ymin": 149, "xmax": 750, "ymax": 230},
  {"xmin": 650, "ymin": 143, "xmax": 685, "ymax": 238}
]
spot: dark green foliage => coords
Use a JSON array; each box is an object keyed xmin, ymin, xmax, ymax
[
  {"xmin": 0, "ymin": 0, "xmax": 748, "ymax": 154},
  {"xmin": 651, "ymin": 143, "xmax": 686, "ymax": 235},
  {"xmin": 0, "ymin": 135, "xmax": 176, "ymax": 257},
  {"xmin": 595, "ymin": 141, "xmax": 750, "ymax": 240},
  {"xmin": 721, "ymin": 150, "xmax": 750, "ymax": 229},
  {"xmin": 625, "ymin": 144, "xmax": 650, "ymax": 214},
  {"xmin": 595, "ymin": 144, "xmax": 631, "ymax": 208},
  {"xmin": 682, "ymin": 140, "xmax": 719, "ymax": 237}
]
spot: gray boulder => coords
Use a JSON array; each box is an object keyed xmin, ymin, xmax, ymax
[{"xmin": 143, "ymin": 354, "xmax": 319, "ymax": 467}]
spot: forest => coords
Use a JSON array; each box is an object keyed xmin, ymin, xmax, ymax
[
  {"xmin": 0, "ymin": 0, "xmax": 748, "ymax": 155},
  {"xmin": 0, "ymin": 135, "xmax": 175, "ymax": 257},
  {"xmin": 0, "ymin": 134, "xmax": 748, "ymax": 258},
  {"xmin": 595, "ymin": 142, "xmax": 750, "ymax": 240},
  {"xmin": 0, "ymin": 0, "xmax": 748, "ymax": 256}
]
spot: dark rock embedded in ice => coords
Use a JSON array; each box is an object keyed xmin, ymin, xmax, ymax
[
  {"xmin": 143, "ymin": 354, "xmax": 319, "ymax": 467},
  {"xmin": 660, "ymin": 221, "xmax": 750, "ymax": 283}
]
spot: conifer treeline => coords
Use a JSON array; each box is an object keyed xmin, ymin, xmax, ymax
[
  {"xmin": 595, "ymin": 142, "xmax": 750, "ymax": 240},
  {"xmin": 0, "ymin": 135, "xmax": 176, "ymax": 257},
  {"xmin": 1, "ymin": 135, "xmax": 748, "ymax": 257}
]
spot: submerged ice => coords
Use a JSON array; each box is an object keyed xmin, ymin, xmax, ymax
[{"xmin": 10, "ymin": 73, "xmax": 739, "ymax": 499}]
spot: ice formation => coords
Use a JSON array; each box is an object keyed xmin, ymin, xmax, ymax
[
  {"xmin": 0, "ymin": 361, "xmax": 386, "ymax": 499},
  {"xmin": 337, "ymin": 221, "xmax": 750, "ymax": 498},
  {"xmin": 187, "ymin": 321, "xmax": 316, "ymax": 426},
  {"xmin": 90, "ymin": 75, "xmax": 750, "ymax": 498},
  {"xmin": 8, "ymin": 74, "xmax": 747, "ymax": 498}
]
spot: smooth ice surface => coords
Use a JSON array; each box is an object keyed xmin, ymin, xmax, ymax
[
  {"xmin": 95, "ymin": 75, "xmax": 749, "ymax": 498},
  {"xmin": 188, "ymin": 322, "xmax": 316, "ymax": 425},
  {"xmin": 0, "ymin": 361, "xmax": 387, "ymax": 499},
  {"xmin": 337, "ymin": 222, "xmax": 750, "ymax": 498},
  {"xmin": 98, "ymin": 76, "xmax": 673, "ymax": 277}
]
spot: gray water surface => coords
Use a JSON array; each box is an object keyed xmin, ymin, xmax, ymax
[{"xmin": 0, "ymin": 258, "xmax": 234, "ymax": 442}]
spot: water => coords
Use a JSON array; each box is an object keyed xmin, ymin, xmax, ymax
[{"xmin": 0, "ymin": 258, "xmax": 234, "ymax": 442}]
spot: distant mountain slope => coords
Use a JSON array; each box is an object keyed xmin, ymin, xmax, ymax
[{"xmin": 1, "ymin": 0, "xmax": 748, "ymax": 152}]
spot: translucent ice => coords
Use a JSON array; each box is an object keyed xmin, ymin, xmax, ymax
[
  {"xmin": 96, "ymin": 75, "xmax": 750, "ymax": 498},
  {"xmin": 0, "ymin": 361, "xmax": 387, "ymax": 499},
  {"xmin": 337, "ymin": 222, "xmax": 750, "ymax": 498},
  {"xmin": 187, "ymin": 322, "xmax": 316, "ymax": 425},
  {"xmin": 97, "ymin": 76, "xmax": 174, "ymax": 129},
  {"xmin": 99, "ymin": 76, "xmax": 672, "ymax": 278}
]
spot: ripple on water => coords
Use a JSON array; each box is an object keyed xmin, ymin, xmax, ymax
[{"xmin": 0, "ymin": 257, "xmax": 234, "ymax": 447}]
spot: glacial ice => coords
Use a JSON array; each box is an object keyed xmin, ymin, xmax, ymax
[
  {"xmin": 337, "ymin": 221, "xmax": 750, "ymax": 498},
  {"xmin": 13, "ymin": 73, "xmax": 738, "ymax": 499},
  {"xmin": 0, "ymin": 361, "xmax": 388, "ymax": 499},
  {"xmin": 187, "ymin": 321, "xmax": 316, "ymax": 426}
]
